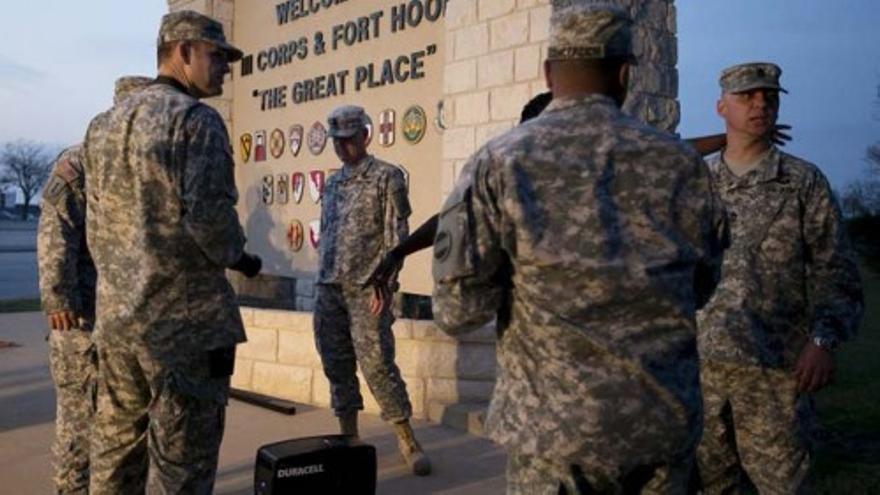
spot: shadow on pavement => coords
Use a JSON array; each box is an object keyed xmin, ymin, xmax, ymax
[
  {"xmin": 0, "ymin": 363, "xmax": 50, "ymax": 389},
  {"xmin": 0, "ymin": 382, "xmax": 55, "ymax": 432}
]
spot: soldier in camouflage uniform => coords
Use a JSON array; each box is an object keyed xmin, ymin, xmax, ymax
[
  {"xmin": 314, "ymin": 104, "xmax": 431, "ymax": 476},
  {"xmin": 432, "ymin": 4, "xmax": 728, "ymax": 494},
  {"xmin": 696, "ymin": 63, "xmax": 864, "ymax": 494},
  {"xmin": 83, "ymin": 11, "xmax": 261, "ymax": 494},
  {"xmin": 37, "ymin": 75, "xmax": 151, "ymax": 495}
]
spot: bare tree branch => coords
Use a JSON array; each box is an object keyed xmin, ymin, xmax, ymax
[
  {"xmin": 867, "ymin": 143, "xmax": 880, "ymax": 172},
  {"xmin": 846, "ymin": 82, "xmax": 880, "ymax": 217},
  {"xmin": 0, "ymin": 140, "xmax": 54, "ymax": 220}
]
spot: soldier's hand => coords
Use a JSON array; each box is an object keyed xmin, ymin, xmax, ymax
[
  {"xmin": 47, "ymin": 311, "xmax": 78, "ymax": 331},
  {"xmin": 231, "ymin": 252, "xmax": 262, "ymax": 278},
  {"xmin": 794, "ymin": 342, "xmax": 834, "ymax": 393},
  {"xmin": 369, "ymin": 284, "xmax": 393, "ymax": 316},
  {"xmin": 362, "ymin": 250, "xmax": 403, "ymax": 290},
  {"xmin": 769, "ymin": 124, "xmax": 792, "ymax": 147}
]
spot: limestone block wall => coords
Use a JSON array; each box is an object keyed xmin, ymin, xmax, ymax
[
  {"xmin": 232, "ymin": 308, "xmax": 497, "ymax": 420},
  {"xmin": 440, "ymin": 0, "xmax": 679, "ymax": 199},
  {"xmin": 440, "ymin": 0, "xmax": 554, "ymax": 196}
]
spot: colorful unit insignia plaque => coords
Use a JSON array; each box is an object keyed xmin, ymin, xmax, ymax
[
  {"xmin": 291, "ymin": 172, "xmax": 305, "ymax": 204},
  {"xmin": 276, "ymin": 173, "xmax": 289, "ymax": 204},
  {"xmin": 378, "ymin": 109, "xmax": 395, "ymax": 147},
  {"xmin": 308, "ymin": 219, "xmax": 321, "ymax": 249},
  {"xmin": 239, "ymin": 133, "xmax": 253, "ymax": 163},
  {"xmin": 254, "ymin": 130, "xmax": 267, "ymax": 162},
  {"xmin": 288, "ymin": 125, "xmax": 304, "ymax": 157},
  {"xmin": 307, "ymin": 121, "xmax": 328, "ymax": 155},
  {"xmin": 261, "ymin": 174, "xmax": 274, "ymax": 205},
  {"xmin": 402, "ymin": 105, "xmax": 427, "ymax": 144},
  {"xmin": 308, "ymin": 170, "xmax": 325, "ymax": 203},
  {"xmin": 269, "ymin": 128, "xmax": 286, "ymax": 159},
  {"xmin": 286, "ymin": 219, "xmax": 304, "ymax": 252}
]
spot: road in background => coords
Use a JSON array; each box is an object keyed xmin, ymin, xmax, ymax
[{"xmin": 0, "ymin": 221, "xmax": 39, "ymax": 301}]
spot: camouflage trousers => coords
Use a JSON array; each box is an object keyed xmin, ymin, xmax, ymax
[
  {"xmin": 697, "ymin": 360, "xmax": 813, "ymax": 495},
  {"xmin": 506, "ymin": 450, "xmax": 692, "ymax": 495},
  {"xmin": 89, "ymin": 342, "xmax": 233, "ymax": 495},
  {"xmin": 314, "ymin": 284, "xmax": 412, "ymax": 422},
  {"xmin": 48, "ymin": 329, "xmax": 95, "ymax": 494}
]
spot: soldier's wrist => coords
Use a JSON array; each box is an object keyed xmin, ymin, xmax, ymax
[
  {"xmin": 811, "ymin": 335, "xmax": 838, "ymax": 352},
  {"xmin": 388, "ymin": 246, "xmax": 404, "ymax": 263},
  {"xmin": 44, "ymin": 306, "xmax": 72, "ymax": 316},
  {"xmin": 231, "ymin": 252, "xmax": 262, "ymax": 278}
]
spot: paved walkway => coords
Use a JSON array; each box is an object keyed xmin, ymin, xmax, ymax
[{"xmin": 0, "ymin": 312, "xmax": 506, "ymax": 494}]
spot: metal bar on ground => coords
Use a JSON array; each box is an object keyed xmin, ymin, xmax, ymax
[{"xmin": 230, "ymin": 388, "xmax": 297, "ymax": 415}]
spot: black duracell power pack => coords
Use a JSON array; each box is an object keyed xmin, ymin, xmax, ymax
[{"xmin": 254, "ymin": 435, "xmax": 377, "ymax": 494}]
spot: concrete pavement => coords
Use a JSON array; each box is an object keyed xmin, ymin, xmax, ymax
[{"xmin": 0, "ymin": 311, "xmax": 507, "ymax": 494}]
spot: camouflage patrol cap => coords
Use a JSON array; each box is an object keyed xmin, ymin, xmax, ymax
[
  {"xmin": 113, "ymin": 76, "xmax": 152, "ymax": 105},
  {"xmin": 328, "ymin": 105, "xmax": 368, "ymax": 138},
  {"xmin": 158, "ymin": 10, "xmax": 243, "ymax": 62},
  {"xmin": 719, "ymin": 62, "xmax": 788, "ymax": 94},
  {"xmin": 547, "ymin": 2, "xmax": 633, "ymax": 61}
]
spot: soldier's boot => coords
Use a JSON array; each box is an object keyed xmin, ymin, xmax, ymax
[
  {"xmin": 393, "ymin": 420, "xmax": 431, "ymax": 476},
  {"xmin": 339, "ymin": 412, "xmax": 359, "ymax": 437}
]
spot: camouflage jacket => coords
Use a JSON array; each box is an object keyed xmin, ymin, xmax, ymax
[
  {"xmin": 432, "ymin": 94, "xmax": 728, "ymax": 467},
  {"xmin": 697, "ymin": 147, "xmax": 863, "ymax": 368},
  {"xmin": 317, "ymin": 155, "xmax": 411, "ymax": 287},
  {"xmin": 37, "ymin": 145, "xmax": 97, "ymax": 323},
  {"xmin": 83, "ymin": 80, "xmax": 247, "ymax": 355}
]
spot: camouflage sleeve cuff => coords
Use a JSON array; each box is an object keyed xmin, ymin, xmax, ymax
[
  {"xmin": 811, "ymin": 323, "xmax": 845, "ymax": 345},
  {"xmin": 40, "ymin": 298, "xmax": 77, "ymax": 315}
]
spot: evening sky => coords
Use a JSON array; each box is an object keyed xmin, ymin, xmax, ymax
[{"xmin": 1, "ymin": 0, "xmax": 877, "ymax": 192}]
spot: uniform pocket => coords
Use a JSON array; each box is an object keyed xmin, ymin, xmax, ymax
[
  {"xmin": 48, "ymin": 330, "xmax": 95, "ymax": 387},
  {"xmin": 151, "ymin": 370, "xmax": 227, "ymax": 464}
]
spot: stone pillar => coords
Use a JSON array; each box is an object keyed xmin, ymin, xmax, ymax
[
  {"xmin": 624, "ymin": 0, "xmax": 679, "ymax": 133},
  {"xmin": 440, "ymin": 0, "xmax": 678, "ymax": 200},
  {"xmin": 165, "ymin": 0, "xmax": 236, "ymax": 128}
]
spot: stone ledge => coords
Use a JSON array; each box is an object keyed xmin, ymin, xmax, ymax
[
  {"xmin": 254, "ymin": 308, "xmax": 311, "ymax": 331},
  {"xmin": 428, "ymin": 401, "xmax": 489, "ymax": 437},
  {"xmin": 251, "ymin": 362, "xmax": 313, "ymax": 404},
  {"xmin": 396, "ymin": 340, "xmax": 496, "ymax": 380},
  {"xmin": 411, "ymin": 320, "xmax": 496, "ymax": 343},
  {"xmin": 237, "ymin": 326, "xmax": 277, "ymax": 361},
  {"xmin": 236, "ymin": 307, "xmax": 497, "ymax": 421}
]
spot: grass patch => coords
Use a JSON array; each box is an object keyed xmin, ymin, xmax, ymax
[
  {"xmin": 813, "ymin": 264, "xmax": 880, "ymax": 491},
  {"xmin": 0, "ymin": 298, "xmax": 41, "ymax": 313}
]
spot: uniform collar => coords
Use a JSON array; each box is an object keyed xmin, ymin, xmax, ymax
[
  {"xmin": 543, "ymin": 93, "xmax": 619, "ymax": 115},
  {"xmin": 340, "ymin": 154, "xmax": 374, "ymax": 180},
  {"xmin": 153, "ymin": 75, "xmax": 193, "ymax": 97},
  {"xmin": 717, "ymin": 146, "xmax": 782, "ymax": 189}
]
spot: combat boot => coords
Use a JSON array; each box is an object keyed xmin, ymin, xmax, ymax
[
  {"xmin": 393, "ymin": 420, "xmax": 431, "ymax": 476},
  {"xmin": 338, "ymin": 412, "xmax": 359, "ymax": 437}
]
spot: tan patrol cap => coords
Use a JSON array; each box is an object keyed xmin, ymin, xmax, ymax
[
  {"xmin": 327, "ymin": 105, "xmax": 369, "ymax": 138},
  {"xmin": 158, "ymin": 10, "xmax": 243, "ymax": 62},
  {"xmin": 113, "ymin": 76, "xmax": 152, "ymax": 105},
  {"xmin": 547, "ymin": 2, "xmax": 633, "ymax": 61},
  {"xmin": 719, "ymin": 62, "xmax": 788, "ymax": 94}
]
